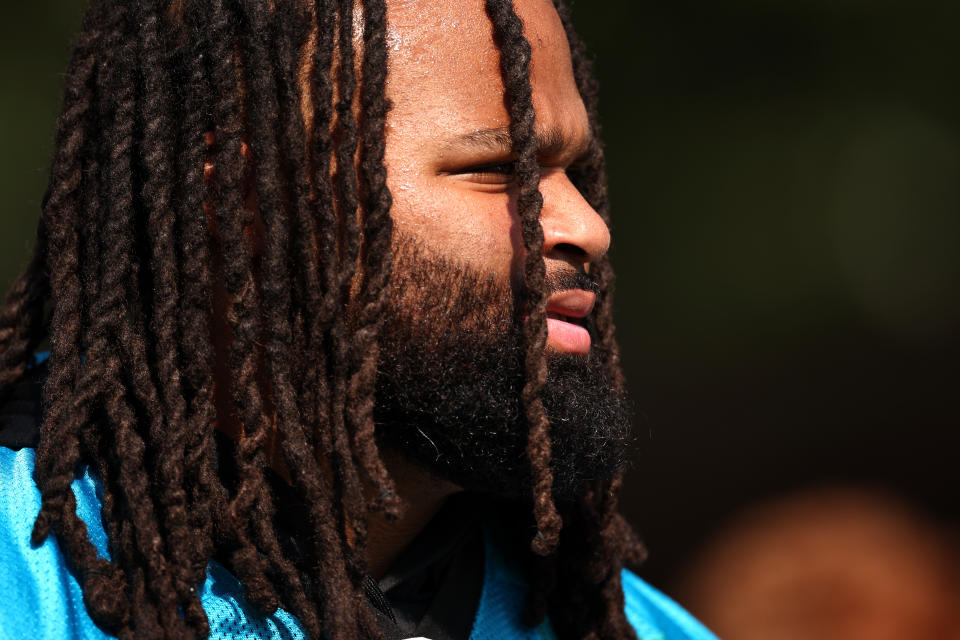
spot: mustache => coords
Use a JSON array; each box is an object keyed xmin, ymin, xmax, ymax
[
  {"xmin": 511, "ymin": 270, "xmax": 601, "ymax": 313},
  {"xmin": 544, "ymin": 270, "xmax": 600, "ymax": 295}
]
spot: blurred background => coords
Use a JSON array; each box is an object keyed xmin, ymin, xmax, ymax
[{"xmin": 2, "ymin": 1, "xmax": 958, "ymax": 637}]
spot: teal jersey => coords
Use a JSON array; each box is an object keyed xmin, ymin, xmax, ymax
[{"xmin": 0, "ymin": 447, "xmax": 717, "ymax": 640}]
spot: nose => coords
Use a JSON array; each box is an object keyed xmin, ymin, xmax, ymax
[{"xmin": 537, "ymin": 169, "xmax": 611, "ymax": 266}]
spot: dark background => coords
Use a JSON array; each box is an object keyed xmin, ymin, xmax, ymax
[
  {"xmin": 570, "ymin": 0, "xmax": 960, "ymax": 592},
  {"xmin": 2, "ymin": 0, "xmax": 958, "ymax": 606}
]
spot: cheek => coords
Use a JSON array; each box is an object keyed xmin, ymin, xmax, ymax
[{"xmin": 387, "ymin": 173, "xmax": 524, "ymax": 277}]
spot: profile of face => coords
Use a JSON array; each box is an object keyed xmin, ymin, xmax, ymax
[
  {"xmin": 372, "ymin": 0, "xmax": 631, "ymax": 500},
  {"xmin": 383, "ymin": 0, "xmax": 608, "ymax": 313}
]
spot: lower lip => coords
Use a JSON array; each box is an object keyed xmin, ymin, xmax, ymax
[{"xmin": 546, "ymin": 317, "xmax": 591, "ymax": 354}]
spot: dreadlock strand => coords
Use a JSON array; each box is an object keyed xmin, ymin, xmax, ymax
[
  {"xmin": 328, "ymin": 0, "xmax": 373, "ymax": 580},
  {"xmin": 548, "ymin": 6, "xmax": 644, "ymax": 638},
  {"xmin": 271, "ymin": 0, "xmax": 321, "ymax": 434},
  {"xmin": 135, "ymin": 1, "xmax": 206, "ymax": 627},
  {"xmin": 103, "ymin": 372, "xmax": 169, "ymax": 637},
  {"xmin": 251, "ymin": 491, "xmax": 323, "ymax": 637},
  {"xmin": 30, "ymin": 4, "xmax": 102, "ymax": 542},
  {"xmin": 551, "ymin": 0, "xmax": 623, "ymax": 391},
  {"xmin": 32, "ymin": 17, "xmax": 155, "ymax": 615},
  {"xmin": 484, "ymin": 0, "xmax": 562, "ymax": 556},
  {"xmin": 172, "ymin": 5, "xmax": 224, "ymax": 623},
  {"xmin": 309, "ymin": 0, "xmax": 340, "ymax": 466},
  {"xmin": 61, "ymin": 491, "xmax": 132, "ymax": 633},
  {"xmin": 97, "ymin": 0, "xmax": 169, "ymax": 481},
  {"xmin": 274, "ymin": 4, "xmax": 381, "ymax": 635},
  {"xmin": 0, "ymin": 239, "xmax": 48, "ymax": 390},
  {"xmin": 271, "ymin": 0, "xmax": 327, "ymax": 459},
  {"xmin": 195, "ymin": 0, "xmax": 278, "ymax": 612},
  {"xmin": 286, "ymin": 2, "xmax": 381, "ymax": 632},
  {"xmin": 86, "ymin": 5, "xmax": 190, "ymax": 631},
  {"xmin": 78, "ymin": 107, "xmax": 104, "ymax": 347},
  {"xmin": 345, "ymin": 0, "xmax": 399, "ymax": 519},
  {"xmin": 594, "ymin": 476, "xmax": 635, "ymax": 639},
  {"xmin": 235, "ymin": 0, "xmax": 330, "ymax": 628},
  {"xmin": 93, "ymin": 385, "xmax": 162, "ymax": 639}
]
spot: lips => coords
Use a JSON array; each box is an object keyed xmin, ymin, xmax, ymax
[
  {"xmin": 544, "ymin": 289, "xmax": 595, "ymax": 354},
  {"xmin": 546, "ymin": 288, "xmax": 595, "ymax": 320}
]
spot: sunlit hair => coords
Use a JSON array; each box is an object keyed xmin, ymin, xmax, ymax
[{"xmin": 0, "ymin": 0, "xmax": 645, "ymax": 638}]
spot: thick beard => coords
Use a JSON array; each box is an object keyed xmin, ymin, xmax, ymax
[{"xmin": 373, "ymin": 237, "xmax": 632, "ymax": 503}]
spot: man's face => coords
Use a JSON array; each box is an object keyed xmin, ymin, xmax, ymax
[
  {"xmin": 372, "ymin": 0, "xmax": 630, "ymax": 500},
  {"xmin": 382, "ymin": 0, "xmax": 610, "ymax": 356}
]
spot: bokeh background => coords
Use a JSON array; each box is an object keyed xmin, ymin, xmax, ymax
[{"xmin": 2, "ymin": 1, "xmax": 959, "ymax": 636}]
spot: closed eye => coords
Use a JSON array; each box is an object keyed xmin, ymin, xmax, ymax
[{"xmin": 446, "ymin": 162, "xmax": 516, "ymax": 186}]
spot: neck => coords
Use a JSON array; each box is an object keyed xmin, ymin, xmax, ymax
[{"xmin": 365, "ymin": 450, "xmax": 462, "ymax": 579}]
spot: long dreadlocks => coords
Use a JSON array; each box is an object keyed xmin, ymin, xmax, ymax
[{"xmin": 0, "ymin": 0, "xmax": 646, "ymax": 638}]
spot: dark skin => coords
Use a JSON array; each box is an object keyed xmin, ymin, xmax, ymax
[
  {"xmin": 213, "ymin": 0, "xmax": 608, "ymax": 579},
  {"xmin": 4, "ymin": 0, "xmax": 641, "ymax": 635}
]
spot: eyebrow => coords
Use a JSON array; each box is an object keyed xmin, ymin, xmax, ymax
[{"xmin": 442, "ymin": 124, "xmax": 592, "ymax": 162}]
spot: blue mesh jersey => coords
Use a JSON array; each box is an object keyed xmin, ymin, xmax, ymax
[{"xmin": 0, "ymin": 446, "xmax": 718, "ymax": 640}]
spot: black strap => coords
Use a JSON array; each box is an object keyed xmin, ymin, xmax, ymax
[
  {"xmin": 364, "ymin": 574, "xmax": 398, "ymax": 624},
  {"xmin": 376, "ymin": 494, "xmax": 485, "ymax": 640}
]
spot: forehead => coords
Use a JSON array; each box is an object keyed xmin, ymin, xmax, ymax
[{"xmin": 382, "ymin": 0, "xmax": 585, "ymax": 139}]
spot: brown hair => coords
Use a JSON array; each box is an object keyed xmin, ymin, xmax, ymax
[{"xmin": 0, "ymin": 0, "xmax": 645, "ymax": 637}]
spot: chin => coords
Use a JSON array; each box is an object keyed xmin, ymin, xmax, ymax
[
  {"xmin": 373, "ymin": 234, "xmax": 633, "ymax": 503},
  {"xmin": 374, "ymin": 348, "xmax": 633, "ymax": 504}
]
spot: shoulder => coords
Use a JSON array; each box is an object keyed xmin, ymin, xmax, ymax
[
  {"xmin": 0, "ymin": 446, "xmax": 44, "ymax": 540},
  {"xmin": 477, "ymin": 522, "xmax": 717, "ymax": 640},
  {"xmin": 0, "ymin": 354, "xmax": 114, "ymax": 636},
  {"xmin": 0, "ymin": 447, "xmax": 307, "ymax": 640},
  {"xmin": 0, "ymin": 446, "xmax": 113, "ymax": 639},
  {"xmin": 620, "ymin": 569, "xmax": 719, "ymax": 640},
  {"xmin": 0, "ymin": 356, "xmax": 109, "ymax": 636}
]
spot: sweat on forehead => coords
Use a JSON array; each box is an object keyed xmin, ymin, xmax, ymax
[
  {"xmin": 293, "ymin": 0, "xmax": 581, "ymax": 150},
  {"xmin": 378, "ymin": 0, "xmax": 591, "ymax": 271},
  {"xmin": 382, "ymin": 0, "xmax": 577, "ymax": 102}
]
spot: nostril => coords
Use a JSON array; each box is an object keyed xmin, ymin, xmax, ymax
[{"xmin": 552, "ymin": 242, "xmax": 588, "ymax": 260}]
